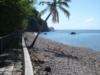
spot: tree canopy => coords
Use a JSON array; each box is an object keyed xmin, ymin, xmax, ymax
[
  {"xmin": 0, "ymin": 0, "xmax": 35, "ymax": 36},
  {"xmin": 40, "ymin": 0, "xmax": 70, "ymax": 23}
]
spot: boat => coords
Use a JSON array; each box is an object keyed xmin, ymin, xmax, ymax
[{"xmin": 70, "ymin": 32, "xmax": 76, "ymax": 35}]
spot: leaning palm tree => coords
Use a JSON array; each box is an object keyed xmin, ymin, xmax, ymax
[{"xmin": 30, "ymin": 0, "xmax": 71, "ymax": 47}]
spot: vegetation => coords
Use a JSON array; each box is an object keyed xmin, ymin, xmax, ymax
[
  {"xmin": 27, "ymin": 9, "xmax": 49, "ymax": 32},
  {"xmin": 30, "ymin": 0, "xmax": 71, "ymax": 47},
  {"xmin": 40, "ymin": 0, "xmax": 70, "ymax": 22},
  {"xmin": 49, "ymin": 27, "xmax": 55, "ymax": 31},
  {"xmin": 0, "ymin": 0, "xmax": 35, "ymax": 36}
]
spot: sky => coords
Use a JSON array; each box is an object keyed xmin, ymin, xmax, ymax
[{"xmin": 35, "ymin": 0, "xmax": 100, "ymax": 30}]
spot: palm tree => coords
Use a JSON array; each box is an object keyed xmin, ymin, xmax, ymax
[{"xmin": 30, "ymin": 0, "xmax": 71, "ymax": 48}]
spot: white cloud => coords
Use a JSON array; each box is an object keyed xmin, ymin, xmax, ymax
[
  {"xmin": 85, "ymin": 18, "xmax": 95, "ymax": 25},
  {"xmin": 70, "ymin": 15, "xmax": 80, "ymax": 20}
]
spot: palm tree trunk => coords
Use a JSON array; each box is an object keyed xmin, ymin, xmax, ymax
[
  {"xmin": 45, "ymin": 12, "xmax": 52, "ymax": 21},
  {"xmin": 29, "ymin": 32, "xmax": 40, "ymax": 48},
  {"xmin": 29, "ymin": 12, "xmax": 52, "ymax": 48}
]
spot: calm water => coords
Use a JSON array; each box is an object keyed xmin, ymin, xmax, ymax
[{"xmin": 40, "ymin": 30, "xmax": 100, "ymax": 51}]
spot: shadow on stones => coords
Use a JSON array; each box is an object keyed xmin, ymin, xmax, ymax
[
  {"xmin": 31, "ymin": 47, "xmax": 79, "ymax": 61},
  {"xmin": 0, "ymin": 48, "xmax": 22, "ymax": 68},
  {"xmin": 0, "ymin": 39, "xmax": 22, "ymax": 68},
  {"xmin": 55, "ymin": 52, "xmax": 79, "ymax": 60}
]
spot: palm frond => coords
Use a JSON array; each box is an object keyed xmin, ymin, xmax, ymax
[
  {"xmin": 56, "ymin": 9, "xmax": 59, "ymax": 22},
  {"xmin": 58, "ymin": 0, "xmax": 71, "ymax": 3},
  {"xmin": 63, "ymin": 0, "xmax": 71, "ymax": 2},
  {"xmin": 58, "ymin": 2, "xmax": 69, "ymax": 7},
  {"xmin": 52, "ymin": 7, "xmax": 59, "ymax": 23},
  {"xmin": 59, "ymin": 6, "xmax": 70, "ymax": 19},
  {"xmin": 39, "ymin": 1, "xmax": 51, "ymax": 5},
  {"xmin": 40, "ymin": 7, "xmax": 49, "ymax": 16},
  {"xmin": 39, "ymin": 0, "xmax": 70, "ymax": 22},
  {"xmin": 66, "ymin": 0, "xmax": 71, "ymax": 2}
]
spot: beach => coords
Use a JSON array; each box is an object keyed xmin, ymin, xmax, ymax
[{"xmin": 25, "ymin": 32, "xmax": 100, "ymax": 75}]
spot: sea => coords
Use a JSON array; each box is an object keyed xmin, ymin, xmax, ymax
[{"xmin": 40, "ymin": 30, "xmax": 100, "ymax": 51}]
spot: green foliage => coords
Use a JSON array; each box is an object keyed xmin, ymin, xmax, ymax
[
  {"xmin": 0, "ymin": 0, "xmax": 35, "ymax": 36},
  {"xmin": 27, "ymin": 9, "xmax": 49, "ymax": 32}
]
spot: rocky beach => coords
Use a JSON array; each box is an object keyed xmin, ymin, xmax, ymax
[{"xmin": 25, "ymin": 32, "xmax": 100, "ymax": 75}]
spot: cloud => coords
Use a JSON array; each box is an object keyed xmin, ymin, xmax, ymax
[
  {"xmin": 85, "ymin": 18, "xmax": 95, "ymax": 25},
  {"xmin": 70, "ymin": 15, "xmax": 80, "ymax": 20}
]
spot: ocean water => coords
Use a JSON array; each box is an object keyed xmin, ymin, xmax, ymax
[{"xmin": 40, "ymin": 30, "xmax": 100, "ymax": 51}]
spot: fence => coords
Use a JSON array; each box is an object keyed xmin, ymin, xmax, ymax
[
  {"xmin": 0, "ymin": 70, "xmax": 23, "ymax": 75},
  {"xmin": 0, "ymin": 31, "xmax": 23, "ymax": 75},
  {"xmin": 0, "ymin": 31, "xmax": 22, "ymax": 53},
  {"xmin": 0, "ymin": 32, "xmax": 34, "ymax": 75}
]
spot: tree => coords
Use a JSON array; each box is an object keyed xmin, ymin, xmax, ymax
[
  {"xmin": 30, "ymin": 0, "xmax": 71, "ymax": 47},
  {"xmin": 26, "ymin": 9, "xmax": 49, "ymax": 32},
  {"xmin": 0, "ymin": 0, "xmax": 35, "ymax": 36}
]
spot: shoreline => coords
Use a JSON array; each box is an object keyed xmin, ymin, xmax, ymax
[
  {"xmin": 25, "ymin": 32, "xmax": 100, "ymax": 75},
  {"xmin": 41, "ymin": 31, "xmax": 100, "ymax": 51}
]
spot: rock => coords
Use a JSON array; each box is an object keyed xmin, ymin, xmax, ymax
[
  {"xmin": 44, "ymin": 65, "xmax": 51, "ymax": 72},
  {"xmin": 70, "ymin": 32, "xmax": 76, "ymax": 35}
]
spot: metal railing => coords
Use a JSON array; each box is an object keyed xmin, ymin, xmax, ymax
[
  {"xmin": 0, "ymin": 31, "xmax": 23, "ymax": 75},
  {"xmin": 0, "ymin": 31, "xmax": 21, "ymax": 53},
  {"xmin": 0, "ymin": 70, "xmax": 22, "ymax": 75},
  {"xmin": 0, "ymin": 32, "xmax": 34, "ymax": 75}
]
